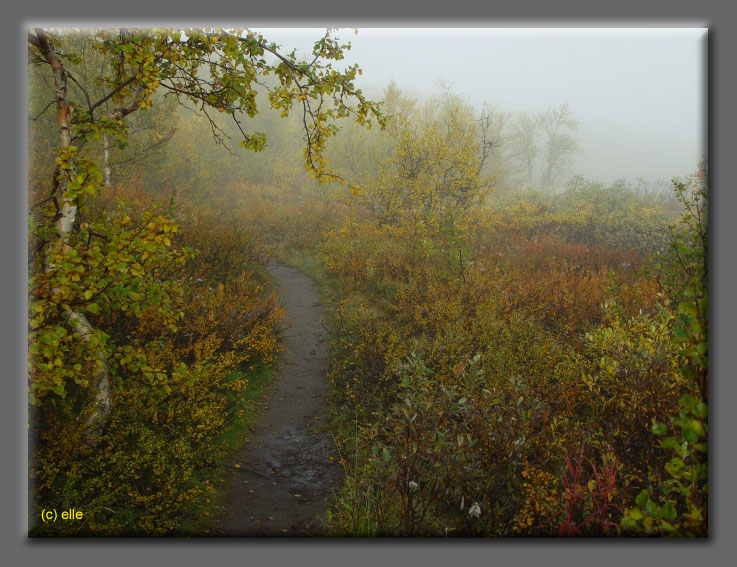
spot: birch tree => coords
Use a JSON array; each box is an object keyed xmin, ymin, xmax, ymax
[{"xmin": 27, "ymin": 27, "xmax": 384, "ymax": 449}]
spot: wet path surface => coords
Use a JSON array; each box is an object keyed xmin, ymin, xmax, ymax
[{"xmin": 215, "ymin": 262, "xmax": 340, "ymax": 537}]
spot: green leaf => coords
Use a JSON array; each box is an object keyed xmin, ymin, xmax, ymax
[
  {"xmin": 688, "ymin": 419, "xmax": 705, "ymax": 437},
  {"xmin": 661, "ymin": 501, "xmax": 677, "ymax": 521},
  {"xmin": 660, "ymin": 437, "xmax": 680, "ymax": 449},
  {"xmin": 678, "ymin": 395, "xmax": 697, "ymax": 409},
  {"xmin": 683, "ymin": 427, "xmax": 698, "ymax": 444},
  {"xmin": 677, "ymin": 301, "xmax": 697, "ymax": 318},
  {"xmin": 660, "ymin": 520, "xmax": 676, "ymax": 533},
  {"xmin": 665, "ymin": 458, "xmax": 686, "ymax": 479},
  {"xmin": 673, "ymin": 326, "xmax": 688, "ymax": 340},
  {"xmin": 652, "ymin": 422, "xmax": 667, "ymax": 436},
  {"xmin": 694, "ymin": 401, "xmax": 708, "ymax": 418},
  {"xmin": 646, "ymin": 499, "xmax": 659, "ymax": 518},
  {"xmin": 635, "ymin": 491, "xmax": 649, "ymax": 508}
]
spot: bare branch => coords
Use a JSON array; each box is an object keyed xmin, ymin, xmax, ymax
[
  {"xmin": 64, "ymin": 69, "xmax": 93, "ymax": 112},
  {"xmin": 29, "ymin": 100, "xmax": 56, "ymax": 122},
  {"xmin": 89, "ymin": 74, "xmax": 138, "ymax": 116},
  {"xmin": 111, "ymin": 127, "xmax": 177, "ymax": 166}
]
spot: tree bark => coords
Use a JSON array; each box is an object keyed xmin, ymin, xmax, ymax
[
  {"xmin": 102, "ymin": 132, "xmax": 112, "ymax": 187},
  {"xmin": 30, "ymin": 28, "xmax": 112, "ymax": 449}
]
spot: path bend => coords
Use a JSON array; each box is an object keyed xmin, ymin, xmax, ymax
[{"xmin": 216, "ymin": 262, "xmax": 340, "ymax": 537}]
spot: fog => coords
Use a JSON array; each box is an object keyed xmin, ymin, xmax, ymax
[{"xmin": 256, "ymin": 27, "xmax": 706, "ymax": 185}]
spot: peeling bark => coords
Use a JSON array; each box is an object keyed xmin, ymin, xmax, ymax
[
  {"xmin": 30, "ymin": 28, "xmax": 113, "ymax": 449},
  {"xmin": 65, "ymin": 311, "xmax": 112, "ymax": 452}
]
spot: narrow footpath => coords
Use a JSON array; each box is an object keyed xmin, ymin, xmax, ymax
[{"xmin": 216, "ymin": 262, "xmax": 340, "ymax": 536}]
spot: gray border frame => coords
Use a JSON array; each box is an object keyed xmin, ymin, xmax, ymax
[{"xmin": 4, "ymin": 0, "xmax": 733, "ymax": 565}]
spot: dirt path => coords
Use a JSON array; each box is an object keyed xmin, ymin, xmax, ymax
[{"xmin": 215, "ymin": 262, "xmax": 341, "ymax": 537}]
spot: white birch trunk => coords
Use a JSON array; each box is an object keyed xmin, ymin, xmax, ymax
[
  {"xmin": 102, "ymin": 132, "xmax": 112, "ymax": 188},
  {"xmin": 31, "ymin": 29, "xmax": 113, "ymax": 449}
]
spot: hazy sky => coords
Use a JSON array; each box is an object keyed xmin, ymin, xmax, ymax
[{"xmin": 256, "ymin": 27, "xmax": 706, "ymax": 185}]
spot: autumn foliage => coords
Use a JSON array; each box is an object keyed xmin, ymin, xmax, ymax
[
  {"xmin": 29, "ymin": 182, "xmax": 283, "ymax": 535},
  {"xmin": 317, "ymin": 168, "xmax": 705, "ymax": 536},
  {"xmin": 27, "ymin": 28, "xmax": 706, "ymax": 538},
  {"xmin": 296, "ymin": 88, "xmax": 706, "ymax": 537}
]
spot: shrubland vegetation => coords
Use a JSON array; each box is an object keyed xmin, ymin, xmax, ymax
[
  {"xmin": 27, "ymin": 28, "xmax": 706, "ymax": 537},
  {"xmin": 310, "ymin": 90, "xmax": 707, "ymax": 537},
  {"xmin": 27, "ymin": 27, "xmax": 381, "ymax": 535}
]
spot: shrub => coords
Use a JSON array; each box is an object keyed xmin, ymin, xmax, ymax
[{"xmin": 29, "ymin": 185, "xmax": 282, "ymax": 536}]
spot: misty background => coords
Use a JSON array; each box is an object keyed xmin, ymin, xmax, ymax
[
  {"xmin": 25, "ymin": 25, "xmax": 711, "ymax": 540},
  {"xmin": 257, "ymin": 27, "xmax": 706, "ymax": 185}
]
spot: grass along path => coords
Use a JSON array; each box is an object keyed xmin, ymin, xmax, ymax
[{"xmin": 215, "ymin": 262, "xmax": 340, "ymax": 536}]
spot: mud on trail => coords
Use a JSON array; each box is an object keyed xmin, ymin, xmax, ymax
[{"xmin": 215, "ymin": 262, "xmax": 341, "ymax": 537}]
